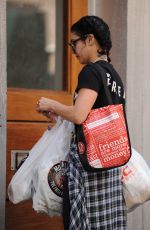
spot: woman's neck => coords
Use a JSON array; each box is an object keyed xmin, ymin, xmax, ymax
[{"xmin": 90, "ymin": 55, "xmax": 108, "ymax": 63}]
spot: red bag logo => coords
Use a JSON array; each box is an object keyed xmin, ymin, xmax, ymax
[
  {"xmin": 48, "ymin": 161, "xmax": 68, "ymax": 197},
  {"xmin": 78, "ymin": 142, "xmax": 85, "ymax": 155},
  {"xmin": 121, "ymin": 165, "xmax": 134, "ymax": 182}
]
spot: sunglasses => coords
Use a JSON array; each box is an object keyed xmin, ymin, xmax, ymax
[{"xmin": 68, "ymin": 35, "xmax": 88, "ymax": 53}]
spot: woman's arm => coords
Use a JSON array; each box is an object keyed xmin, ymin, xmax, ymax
[{"xmin": 36, "ymin": 88, "xmax": 98, "ymax": 124}]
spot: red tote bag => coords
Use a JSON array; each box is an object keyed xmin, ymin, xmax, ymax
[{"xmin": 76, "ymin": 63, "xmax": 131, "ymax": 172}]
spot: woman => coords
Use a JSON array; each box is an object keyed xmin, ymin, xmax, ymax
[{"xmin": 36, "ymin": 16, "xmax": 127, "ymax": 230}]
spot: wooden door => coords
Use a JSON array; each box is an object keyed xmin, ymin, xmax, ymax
[{"xmin": 5, "ymin": 1, "xmax": 87, "ymax": 229}]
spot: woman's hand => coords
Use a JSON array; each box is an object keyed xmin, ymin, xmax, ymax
[
  {"xmin": 36, "ymin": 97, "xmax": 54, "ymax": 112},
  {"xmin": 36, "ymin": 97, "xmax": 58, "ymax": 122}
]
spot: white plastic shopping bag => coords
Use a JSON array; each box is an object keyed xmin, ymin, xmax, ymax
[
  {"xmin": 121, "ymin": 148, "xmax": 150, "ymax": 211},
  {"xmin": 8, "ymin": 117, "xmax": 74, "ymax": 210},
  {"xmin": 8, "ymin": 124, "xmax": 59, "ymax": 204},
  {"xmin": 32, "ymin": 119, "xmax": 74, "ymax": 215}
]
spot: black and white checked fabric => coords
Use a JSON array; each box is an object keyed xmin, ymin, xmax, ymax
[{"xmin": 67, "ymin": 138, "xmax": 127, "ymax": 230}]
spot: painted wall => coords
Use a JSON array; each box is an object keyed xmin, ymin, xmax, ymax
[
  {"xmin": 88, "ymin": 0, "xmax": 127, "ymax": 87},
  {"xmin": 126, "ymin": 1, "xmax": 150, "ymax": 229}
]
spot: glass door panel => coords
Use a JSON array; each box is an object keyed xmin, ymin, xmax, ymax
[{"xmin": 7, "ymin": 0, "xmax": 64, "ymax": 90}]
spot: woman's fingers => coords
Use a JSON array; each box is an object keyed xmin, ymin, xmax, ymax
[
  {"xmin": 42, "ymin": 111, "xmax": 58, "ymax": 122},
  {"xmin": 36, "ymin": 97, "xmax": 51, "ymax": 111}
]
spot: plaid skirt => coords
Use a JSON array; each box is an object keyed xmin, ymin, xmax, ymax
[{"xmin": 66, "ymin": 138, "xmax": 127, "ymax": 230}]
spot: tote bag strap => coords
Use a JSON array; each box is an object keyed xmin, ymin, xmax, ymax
[{"xmin": 89, "ymin": 62, "xmax": 114, "ymax": 105}]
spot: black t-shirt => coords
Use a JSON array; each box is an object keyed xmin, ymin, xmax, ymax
[{"xmin": 74, "ymin": 60, "xmax": 125, "ymax": 109}]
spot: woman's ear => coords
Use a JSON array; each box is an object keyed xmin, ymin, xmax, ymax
[{"xmin": 86, "ymin": 34, "xmax": 95, "ymax": 46}]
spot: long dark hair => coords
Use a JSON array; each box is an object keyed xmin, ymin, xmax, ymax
[{"xmin": 71, "ymin": 16, "xmax": 112, "ymax": 62}]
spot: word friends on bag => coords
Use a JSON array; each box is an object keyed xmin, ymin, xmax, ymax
[
  {"xmin": 48, "ymin": 161, "xmax": 68, "ymax": 197},
  {"xmin": 99, "ymin": 135, "xmax": 128, "ymax": 152},
  {"xmin": 98, "ymin": 136, "xmax": 129, "ymax": 163}
]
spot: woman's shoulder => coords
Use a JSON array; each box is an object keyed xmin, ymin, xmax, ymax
[
  {"xmin": 78, "ymin": 62, "xmax": 105, "ymax": 84},
  {"xmin": 79, "ymin": 63, "xmax": 98, "ymax": 76},
  {"xmin": 76, "ymin": 63, "xmax": 103, "ymax": 93},
  {"xmin": 78, "ymin": 62, "xmax": 104, "ymax": 82},
  {"xmin": 79, "ymin": 61, "xmax": 114, "ymax": 78}
]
